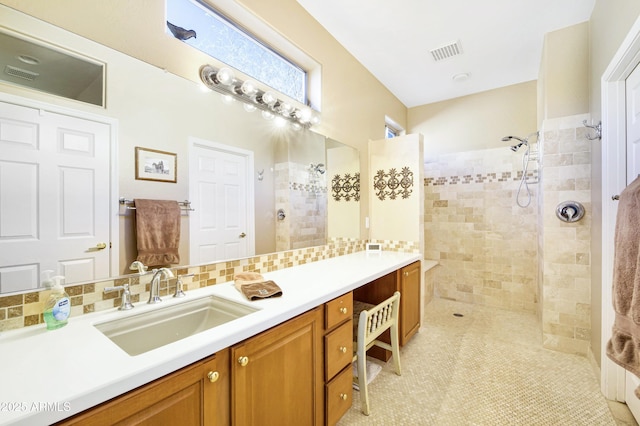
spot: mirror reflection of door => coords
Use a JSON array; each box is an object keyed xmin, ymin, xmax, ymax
[
  {"xmin": 0, "ymin": 100, "xmax": 111, "ymax": 292},
  {"xmin": 189, "ymin": 138, "xmax": 254, "ymax": 264}
]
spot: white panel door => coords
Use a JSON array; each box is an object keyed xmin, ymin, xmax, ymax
[
  {"xmin": 624, "ymin": 61, "xmax": 640, "ymax": 420},
  {"xmin": 189, "ymin": 138, "xmax": 253, "ymax": 264},
  {"xmin": 0, "ymin": 101, "xmax": 111, "ymax": 292}
]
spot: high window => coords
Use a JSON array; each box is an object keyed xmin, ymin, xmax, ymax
[
  {"xmin": 385, "ymin": 116, "xmax": 404, "ymax": 139},
  {"xmin": 385, "ymin": 124, "xmax": 399, "ymax": 139},
  {"xmin": 166, "ymin": 0, "xmax": 307, "ymax": 104}
]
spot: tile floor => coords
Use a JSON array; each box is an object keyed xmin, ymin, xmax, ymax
[{"xmin": 339, "ymin": 298, "xmax": 637, "ymax": 426}]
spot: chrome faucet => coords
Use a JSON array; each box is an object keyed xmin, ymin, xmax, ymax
[{"xmin": 148, "ymin": 268, "xmax": 174, "ymax": 304}]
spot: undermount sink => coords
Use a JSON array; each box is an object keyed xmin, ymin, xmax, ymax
[{"xmin": 95, "ymin": 295, "xmax": 258, "ymax": 356}]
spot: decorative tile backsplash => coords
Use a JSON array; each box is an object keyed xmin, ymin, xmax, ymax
[{"xmin": 0, "ymin": 238, "xmax": 419, "ymax": 332}]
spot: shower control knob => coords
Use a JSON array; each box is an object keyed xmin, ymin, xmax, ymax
[{"xmin": 556, "ymin": 201, "xmax": 585, "ymax": 223}]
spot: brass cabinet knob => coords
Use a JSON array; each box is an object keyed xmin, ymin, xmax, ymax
[
  {"xmin": 339, "ymin": 307, "xmax": 348, "ymax": 314},
  {"xmin": 339, "ymin": 346, "xmax": 347, "ymax": 353},
  {"xmin": 238, "ymin": 356, "xmax": 249, "ymax": 367},
  {"xmin": 339, "ymin": 393, "xmax": 348, "ymax": 401},
  {"xmin": 207, "ymin": 371, "xmax": 219, "ymax": 383},
  {"xmin": 404, "ymin": 271, "xmax": 409, "ymax": 277}
]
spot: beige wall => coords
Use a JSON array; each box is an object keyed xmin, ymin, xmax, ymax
[
  {"xmin": 408, "ymin": 81, "xmax": 537, "ymax": 160},
  {"xmin": 589, "ymin": 1, "xmax": 640, "ymax": 366},
  {"xmin": 539, "ymin": 22, "xmax": 589, "ymax": 122},
  {"xmin": 0, "ymin": 0, "xmax": 407, "ymax": 243},
  {"xmin": 369, "ymin": 134, "xmax": 424, "ymax": 247}
]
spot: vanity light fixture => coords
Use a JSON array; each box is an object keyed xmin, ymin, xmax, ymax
[{"xmin": 200, "ymin": 64, "xmax": 319, "ymax": 128}]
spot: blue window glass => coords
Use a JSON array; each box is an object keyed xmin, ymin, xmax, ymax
[{"xmin": 167, "ymin": 0, "xmax": 307, "ymax": 104}]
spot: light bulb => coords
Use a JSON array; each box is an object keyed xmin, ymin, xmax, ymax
[
  {"xmin": 279, "ymin": 102, "xmax": 293, "ymax": 115},
  {"xmin": 298, "ymin": 107, "xmax": 312, "ymax": 123},
  {"xmin": 240, "ymin": 80, "xmax": 258, "ymax": 96},
  {"xmin": 216, "ymin": 67, "xmax": 235, "ymax": 85},
  {"xmin": 260, "ymin": 91, "xmax": 277, "ymax": 106}
]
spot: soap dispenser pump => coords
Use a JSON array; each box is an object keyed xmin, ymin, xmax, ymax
[{"xmin": 43, "ymin": 275, "xmax": 70, "ymax": 330}]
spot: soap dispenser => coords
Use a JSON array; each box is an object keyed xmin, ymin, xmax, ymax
[
  {"xmin": 43, "ymin": 275, "xmax": 70, "ymax": 330},
  {"xmin": 41, "ymin": 270, "xmax": 55, "ymax": 288}
]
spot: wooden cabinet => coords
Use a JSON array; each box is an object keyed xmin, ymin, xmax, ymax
[
  {"xmin": 56, "ymin": 349, "xmax": 230, "ymax": 426},
  {"xmin": 231, "ymin": 307, "xmax": 324, "ymax": 426},
  {"xmin": 353, "ymin": 260, "xmax": 421, "ymax": 359},
  {"xmin": 399, "ymin": 260, "xmax": 421, "ymax": 345},
  {"xmin": 323, "ymin": 292, "xmax": 353, "ymax": 425}
]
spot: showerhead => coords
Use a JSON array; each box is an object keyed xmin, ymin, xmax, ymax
[
  {"xmin": 502, "ymin": 134, "xmax": 531, "ymax": 152},
  {"xmin": 502, "ymin": 135, "xmax": 527, "ymax": 144},
  {"xmin": 510, "ymin": 142, "xmax": 524, "ymax": 152},
  {"xmin": 310, "ymin": 163, "xmax": 325, "ymax": 174}
]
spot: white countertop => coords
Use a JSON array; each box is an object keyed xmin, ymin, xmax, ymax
[{"xmin": 0, "ymin": 251, "xmax": 421, "ymax": 425}]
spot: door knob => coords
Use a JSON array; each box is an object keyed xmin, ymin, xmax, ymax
[
  {"xmin": 239, "ymin": 232, "xmax": 246, "ymax": 238},
  {"xmin": 93, "ymin": 242, "xmax": 107, "ymax": 250}
]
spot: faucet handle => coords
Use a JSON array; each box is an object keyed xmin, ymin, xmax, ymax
[
  {"xmin": 104, "ymin": 283, "xmax": 134, "ymax": 310},
  {"xmin": 173, "ymin": 273, "xmax": 194, "ymax": 298}
]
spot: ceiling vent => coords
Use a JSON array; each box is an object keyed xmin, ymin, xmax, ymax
[
  {"xmin": 430, "ymin": 41, "xmax": 463, "ymax": 62},
  {"xmin": 4, "ymin": 65, "xmax": 39, "ymax": 81}
]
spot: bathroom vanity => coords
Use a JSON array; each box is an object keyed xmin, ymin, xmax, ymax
[{"xmin": 0, "ymin": 251, "xmax": 421, "ymax": 426}]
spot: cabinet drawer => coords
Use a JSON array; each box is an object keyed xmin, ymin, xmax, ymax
[
  {"xmin": 325, "ymin": 292, "xmax": 353, "ymax": 330},
  {"xmin": 325, "ymin": 319, "xmax": 353, "ymax": 380},
  {"xmin": 326, "ymin": 366, "xmax": 353, "ymax": 426}
]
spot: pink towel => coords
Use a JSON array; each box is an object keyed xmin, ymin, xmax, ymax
[
  {"xmin": 134, "ymin": 199, "xmax": 180, "ymax": 266},
  {"xmin": 606, "ymin": 176, "xmax": 640, "ymax": 397}
]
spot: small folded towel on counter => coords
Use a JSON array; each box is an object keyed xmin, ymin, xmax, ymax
[
  {"xmin": 239, "ymin": 281, "xmax": 283, "ymax": 301},
  {"xmin": 606, "ymin": 176, "xmax": 640, "ymax": 397},
  {"xmin": 134, "ymin": 199, "xmax": 181, "ymax": 266},
  {"xmin": 234, "ymin": 272, "xmax": 283, "ymax": 300}
]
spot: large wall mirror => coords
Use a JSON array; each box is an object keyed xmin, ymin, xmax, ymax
[{"xmin": 0, "ymin": 4, "xmax": 360, "ymax": 295}]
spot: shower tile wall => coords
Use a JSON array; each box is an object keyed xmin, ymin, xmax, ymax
[
  {"xmin": 539, "ymin": 115, "xmax": 592, "ymax": 355},
  {"xmin": 424, "ymin": 147, "xmax": 539, "ymax": 313},
  {"xmin": 275, "ymin": 162, "xmax": 327, "ymax": 251}
]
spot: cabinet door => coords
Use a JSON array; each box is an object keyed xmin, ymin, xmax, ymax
[
  {"xmin": 57, "ymin": 350, "xmax": 229, "ymax": 426},
  {"xmin": 399, "ymin": 261, "xmax": 421, "ymax": 345},
  {"xmin": 231, "ymin": 308, "xmax": 323, "ymax": 426}
]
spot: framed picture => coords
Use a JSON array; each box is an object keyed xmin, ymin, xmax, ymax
[{"xmin": 135, "ymin": 147, "xmax": 177, "ymax": 183}]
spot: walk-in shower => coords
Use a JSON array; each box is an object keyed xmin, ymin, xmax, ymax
[{"xmin": 502, "ymin": 132, "xmax": 539, "ymax": 208}]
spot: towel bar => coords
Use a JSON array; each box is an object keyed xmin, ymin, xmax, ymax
[{"xmin": 118, "ymin": 197, "xmax": 194, "ymax": 213}]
